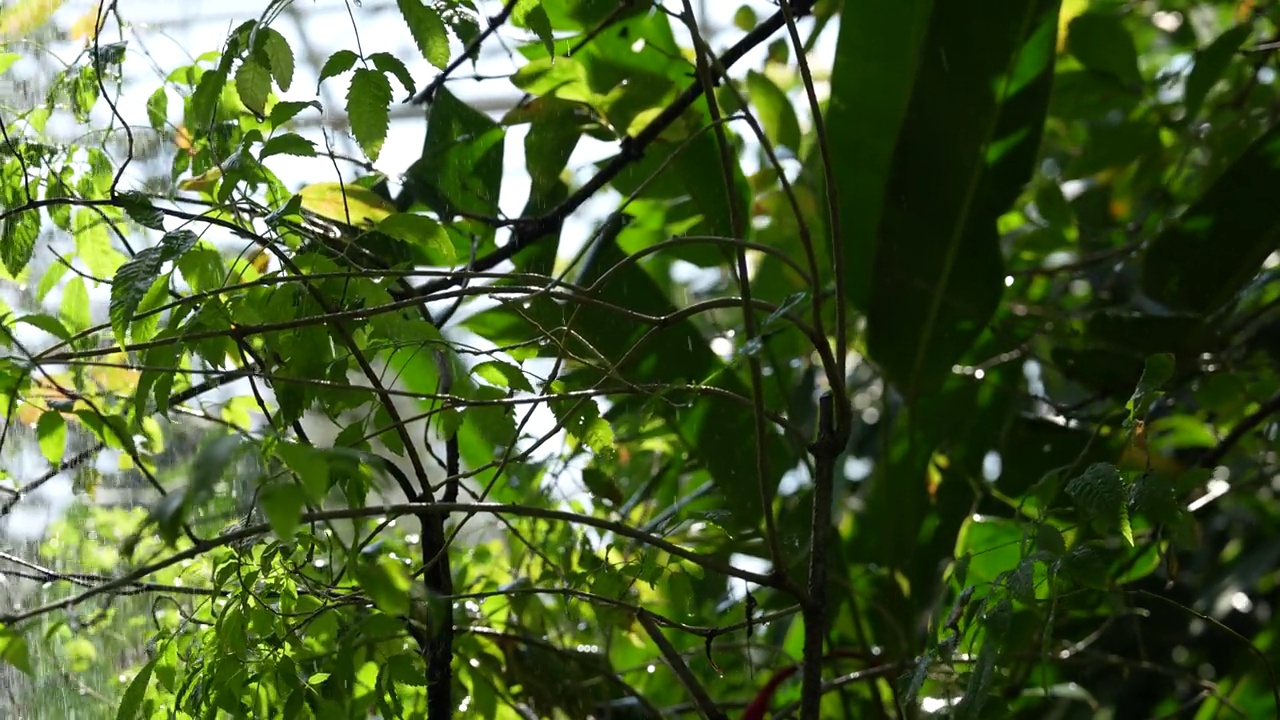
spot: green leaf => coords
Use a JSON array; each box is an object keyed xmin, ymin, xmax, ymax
[
  {"xmin": 398, "ymin": 0, "xmax": 451, "ymax": 70},
  {"xmin": 550, "ymin": 396, "xmax": 616, "ymax": 459},
  {"xmin": 355, "ymin": 555, "xmax": 412, "ymax": 616},
  {"xmin": 1066, "ymin": 463, "xmax": 1133, "ymax": 546},
  {"xmin": 514, "ymin": 0, "xmax": 555, "ymax": 56},
  {"xmin": 368, "ymin": 51, "xmax": 416, "ymax": 98},
  {"xmin": 569, "ymin": 230, "xmax": 790, "ymax": 533},
  {"xmin": 299, "ymin": 182, "xmax": 395, "ymax": 227},
  {"xmin": 260, "ymin": 482, "xmax": 304, "ymax": 538},
  {"xmin": 260, "ymin": 27, "xmax": 295, "ymax": 92},
  {"xmin": 854, "ymin": 1, "xmax": 1060, "ymax": 399},
  {"xmin": 260, "ymin": 132, "xmax": 317, "ymax": 159},
  {"xmin": 1, "ymin": 208, "xmax": 39, "ymax": 276},
  {"xmin": 110, "ymin": 249, "xmax": 164, "ymax": 347},
  {"xmin": 118, "ymin": 190, "xmax": 166, "ymax": 231},
  {"xmin": 146, "ymin": 87, "xmax": 168, "ymax": 131},
  {"xmin": 746, "ymin": 70, "xmax": 801, "ymax": 152},
  {"xmin": 377, "ymin": 213, "xmax": 456, "ymax": 265},
  {"xmin": 1127, "ymin": 353, "xmax": 1174, "ymax": 425},
  {"xmin": 1184, "ymin": 24, "xmax": 1251, "ymax": 123},
  {"xmin": 405, "ymin": 87, "xmax": 505, "ymax": 219},
  {"xmin": 347, "ymin": 68, "xmax": 393, "ymax": 161},
  {"xmin": 61, "ymin": 276, "xmax": 91, "ymax": 331},
  {"xmin": 1066, "ymin": 12, "xmax": 1141, "ymax": 86},
  {"xmin": 1141, "ymin": 122, "xmax": 1280, "ymax": 315},
  {"xmin": 472, "ymin": 360, "xmax": 533, "ymax": 392},
  {"xmin": 110, "ymin": 230, "xmax": 194, "ymax": 345},
  {"xmin": 0, "ymin": 52, "xmax": 19, "ymax": 74},
  {"xmin": 15, "ymin": 313, "xmax": 71, "ymax": 340},
  {"xmin": 36, "ymin": 410, "xmax": 66, "ymax": 465},
  {"xmin": 115, "ymin": 655, "xmax": 157, "ymax": 720},
  {"xmin": 0, "ymin": 626, "xmax": 32, "ymax": 675},
  {"xmin": 317, "ymin": 49, "xmax": 358, "ymax": 90},
  {"xmin": 188, "ymin": 67, "xmax": 227, "ymax": 129},
  {"xmin": 154, "ymin": 434, "xmax": 243, "ymax": 543},
  {"xmin": 235, "ymin": 58, "xmax": 271, "ymax": 116},
  {"xmin": 276, "ymin": 440, "xmax": 330, "ymax": 501},
  {"xmin": 516, "ymin": 98, "xmax": 580, "ymax": 273},
  {"xmin": 828, "ymin": 0, "xmax": 935, "ymax": 311},
  {"xmin": 269, "ymin": 99, "xmax": 321, "ymax": 126}
]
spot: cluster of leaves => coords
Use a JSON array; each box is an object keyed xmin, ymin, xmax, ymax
[{"xmin": 0, "ymin": 0, "xmax": 1279, "ymax": 718}]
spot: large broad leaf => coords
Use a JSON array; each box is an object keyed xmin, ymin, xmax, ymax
[
  {"xmin": 404, "ymin": 87, "xmax": 505, "ymax": 221},
  {"xmin": 832, "ymin": 0, "xmax": 1060, "ymax": 401},
  {"xmin": 567, "ymin": 228, "xmax": 790, "ymax": 536},
  {"xmin": 1141, "ymin": 123, "xmax": 1280, "ymax": 315},
  {"xmin": 827, "ymin": 0, "xmax": 935, "ymax": 311}
]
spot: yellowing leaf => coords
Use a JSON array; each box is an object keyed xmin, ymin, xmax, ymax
[
  {"xmin": 1058, "ymin": 0, "xmax": 1090, "ymax": 53},
  {"xmin": 69, "ymin": 7, "xmax": 98, "ymax": 43},
  {"xmin": 0, "ymin": 0, "xmax": 64, "ymax": 41},
  {"xmin": 178, "ymin": 167, "xmax": 222, "ymax": 195},
  {"xmin": 298, "ymin": 182, "xmax": 395, "ymax": 228}
]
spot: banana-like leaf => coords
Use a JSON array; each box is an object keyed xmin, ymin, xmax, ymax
[{"xmin": 831, "ymin": 0, "xmax": 1061, "ymax": 401}]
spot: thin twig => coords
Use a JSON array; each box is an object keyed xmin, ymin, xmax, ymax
[{"xmin": 637, "ymin": 610, "xmax": 728, "ymax": 720}]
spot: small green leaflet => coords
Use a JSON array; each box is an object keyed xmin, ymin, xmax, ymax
[
  {"xmin": 108, "ymin": 231, "xmax": 197, "ymax": 348},
  {"xmin": 397, "ymin": 0, "xmax": 450, "ymax": 70},
  {"xmin": 348, "ymin": 68, "xmax": 393, "ymax": 161}
]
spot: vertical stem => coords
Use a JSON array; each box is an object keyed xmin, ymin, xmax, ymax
[
  {"xmin": 801, "ymin": 393, "xmax": 838, "ymax": 719},
  {"xmin": 679, "ymin": 0, "xmax": 787, "ymax": 574}
]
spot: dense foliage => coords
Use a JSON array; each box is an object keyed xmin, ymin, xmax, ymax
[{"xmin": 2, "ymin": 0, "xmax": 1280, "ymax": 718}]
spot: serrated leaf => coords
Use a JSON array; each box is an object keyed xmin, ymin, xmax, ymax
[
  {"xmin": 1, "ymin": 209, "xmax": 39, "ymax": 276},
  {"xmin": 299, "ymin": 182, "xmax": 395, "ymax": 227},
  {"xmin": 188, "ymin": 67, "xmax": 226, "ymax": 129},
  {"xmin": 376, "ymin": 213, "xmax": 455, "ymax": 264},
  {"xmin": 146, "ymin": 87, "xmax": 168, "ymax": 131},
  {"xmin": 36, "ymin": 410, "xmax": 66, "ymax": 465},
  {"xmin": 260, "ymin": 27, "xmax": 294, "ymax": 92},
  {"xmin": 1066, "ymin": 463, "xmax": 1133, "ymax": 545},
  {"xmin": 235, "ymin": 58, "xmax": 271, "ymax": 116},
  {"xmin": 347, "ymin": 68, "xmax": 392, "ymax": 161},
  {"xmin": 261, "ymin": 132, "xmax": 317, "ymax": 159},
  {"xmin": 368, "ymin": 52, "xmax": 416, "ymax": 99},
  {"xmin": 317, "ymin": 49, "xmax": 358, "ymax": 90},
  {"xmin": 118, "ymin": 191, "xmax": 166, "ymax": 231},
  {"xmin": 514, "ymin": 0, "xmax": 555, "ymax": 56},
  {"xmin": 43, "ymin": 168, "xmax": 73, "ymax": 231},
  {"xmin": 111, "ymin": 247, "xmax": 168, "ymax": 346},
  {"xmin": 398, "ymin": 0, "xmax": 450, "ymax": 70},
  {"xmin": 269, "ymin": 99, "xmax": 321, "ymax": 126}
]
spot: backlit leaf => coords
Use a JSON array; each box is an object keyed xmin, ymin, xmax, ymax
[{"xmin": 347, "ymin": 68, "xmax": 393, "ymax": 161}]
